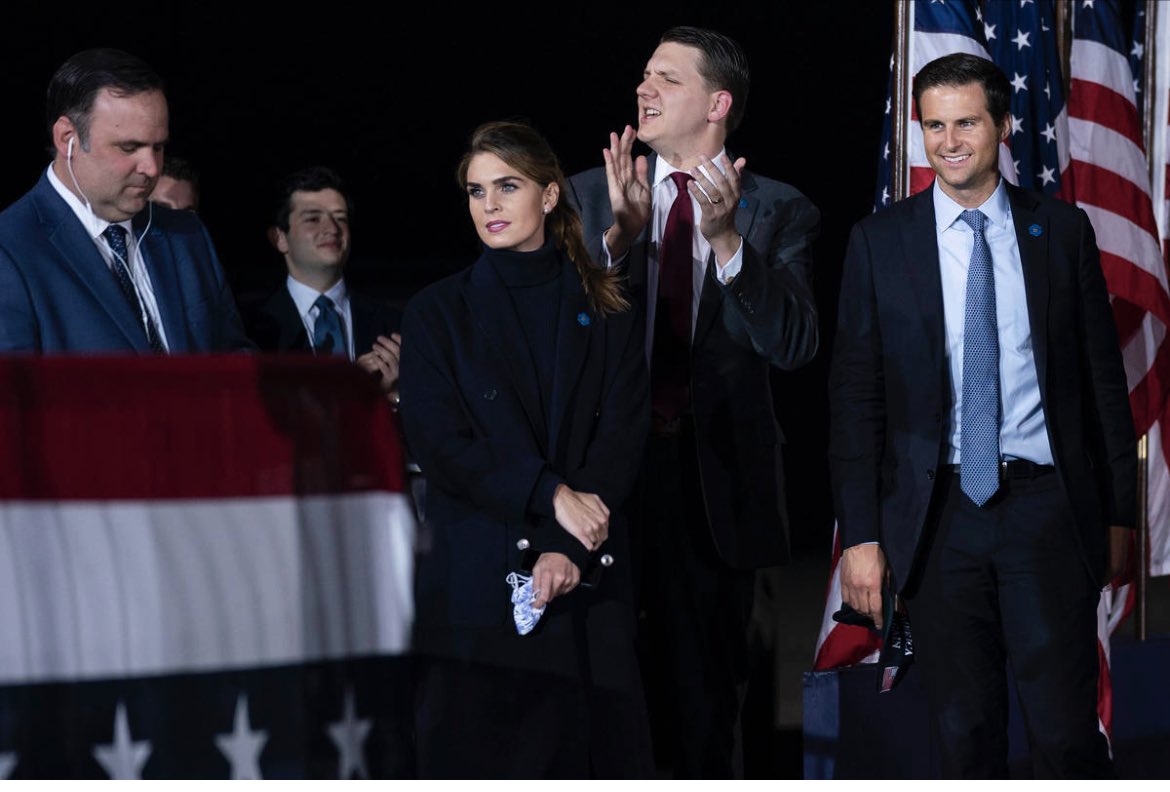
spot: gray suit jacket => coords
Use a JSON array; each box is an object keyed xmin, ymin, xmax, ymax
[{"xmin": 568, "ymin": 156, "xmax": 820, "ymax": 568}]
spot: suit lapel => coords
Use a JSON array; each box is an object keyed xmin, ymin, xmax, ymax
[
  {"xmin": 35, "ymin": 180, "xmax": 148, "ymax": 351},
  {"xmin": 462, "ymin": 255, "xmax": 549, "ymax": 451},
  {"xmin": 134, "ymin": 212, "xmax": 189, "ymax": 352},
  {"xmin": 1007, "ymin": 185, "xmax": 1050, "ymax": 402},
  {"xmin": 266, "ymin": 287, "xmax": 311, "ymax": 351},
  {"xmin": 548, "ymin": 266, "xmax": 593, "ymax": 457},
  {"xmin": 900, "ymin": 190, "xmax": 946, "ymax": 369}
]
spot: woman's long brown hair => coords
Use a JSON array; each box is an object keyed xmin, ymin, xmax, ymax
[{"xmin": 457, "ymin": 121, "xmax": 629, "ymax": 315}]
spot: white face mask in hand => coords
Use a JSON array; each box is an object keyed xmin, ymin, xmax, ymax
[{"xmin": 505, "ymin": 572, "xmax": 546, "ymax": 636}]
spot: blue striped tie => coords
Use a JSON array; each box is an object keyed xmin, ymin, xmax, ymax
[{"xmin": 959, "ymin": 209, "xmax": 1000, "ymax": 506}]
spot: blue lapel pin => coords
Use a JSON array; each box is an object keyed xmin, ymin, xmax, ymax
[
  {"xmin": 577, "ymin": 312, "xmax": 591, "ymax": 326},
  {"xmin": 738, "ymin": 198, "xmax": 748, "ymax": 209},
  {"xmin": 1028, "ymin": 223, "xmax": 1043, "ymax": 237}
]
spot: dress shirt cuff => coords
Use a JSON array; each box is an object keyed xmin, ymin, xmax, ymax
[
  {"xmin": 715, "ymin": 237, "xmax": 745, "ymax": 284},
  {"xmin": 601, "ymin": 233, "xmax": 628, "ymax": 270}
]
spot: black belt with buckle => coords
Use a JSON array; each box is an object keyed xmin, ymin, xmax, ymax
[{"xmin": 941, "ymin": 460, "xmax": 1055, "ymax": 481}]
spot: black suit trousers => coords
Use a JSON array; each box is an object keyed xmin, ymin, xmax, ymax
[
  {"xmin": 637, "ymin": 419, "xmax": 755, "ymax": 778},
  {"xmin": 905, "ymin": 470, "xmax": 1112, "ymax": 778}
]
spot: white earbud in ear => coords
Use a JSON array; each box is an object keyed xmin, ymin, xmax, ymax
[{"xmin": 67, "ymin": 137, "xmax": 74, "ymax": 160}]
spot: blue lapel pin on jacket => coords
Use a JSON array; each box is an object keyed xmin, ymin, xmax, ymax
[
  {"xmin": 738, "ymin": 198, "xmax": 748, "ymax": 209},
  {"xmin": 577, "ymin": 312, "xmax": 591, "ymax": 326},
  {"xmin": 1028, "ymin": 223, "xmax": 1043, "ymax": 237}
]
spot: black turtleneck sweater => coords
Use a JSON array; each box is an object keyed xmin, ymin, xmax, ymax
[
  {"xmin": 484, "ymin": 239, "xmax": 563, "ymax": 416},
  {"xmin": 483, "ymin": 239, "xmax": 565, "ymax": 518}
]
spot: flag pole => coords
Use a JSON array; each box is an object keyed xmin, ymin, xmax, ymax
[
  {"xmin": 1134, "ymin": 0, "xmax": 1161, "ymax": 643},
  {"xmin": 891, "ymin": 0, "xmax": 912, "ymax": 203}
]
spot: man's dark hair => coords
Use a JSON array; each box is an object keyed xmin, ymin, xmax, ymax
[
  {"xmin": 46, "ymin": 48, "xmax": 164, "ymax": 150},
  {"xmin": 912, "ymin": 53, "xmax": 1012, "ymax": 126},
  {"xmin": 273, "ymin": 167, "xmax": 353, "ymax": 231},
  {"xmin": 163, "ymin": 155, "xmax": 200, "ymax": 189},
  {"xmin": 659, "ymin": 26, "xmax": 751, "ymax": 134}
]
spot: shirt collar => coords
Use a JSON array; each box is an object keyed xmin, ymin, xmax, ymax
[
  {"xmin": 652, "ymin": 148, "xmax": 729, "ymax": 188},
  {"xmin": 286, "ymin": 274, "xmax": 349, "ymax": 320},
  {"xmin": 46, "ymin": 164, "xmax": 132, "ymax": 241},
  {"xmin": 932, "ymin": 177, "xmax": 1011, "ymax": 234}
]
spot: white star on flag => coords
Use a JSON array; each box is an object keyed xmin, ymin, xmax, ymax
[
  {"xmin": 883, "ymin": 142, "xmax": 890, "ymax": 160},
  {"xmin": 1012, "ymin": 29, "xmax": 1031, "ymax": 50},
  {"xmin": 1011, "ymin": 114, "xmax": 1025, "ymax": 135},
  {"xmin": 1131, "ymin": 41, "xmax": 1144, "ymax": 59},
  {"xmin": 215, "ymin": 694, "xmax": 268, "ymax": 779},
  {"xmin": 1011, "ymin": 72, "xmax": 1029, "ymax": 93},
  {"xmin": 1038, "ymin": 165, "xmax": 1056, "ymax": 186},
  {"xmin": 1041, "ymin": 122, "xmax": 1057, "ymax": 143},
  {"xmin": 881, "ymin": 186, "xmax": 890, "ymax": 205},
  {"xmin": 1012, "ymin": 159, "xmax": 1021, "ymax": 178},
  {"xmin": 327, "ymin": 686, "xmax": 371, "ymax": 779},
  {"xmin": 985, "ymin": 22, "xmax": 997, "ymax": 41},
  {"xmin": 0, "ymin": 752, "xmax": 16, "ymax": 779},
  {"xmin": 92, "ymin": 701, "xmax": 152, "ymax": 780}
]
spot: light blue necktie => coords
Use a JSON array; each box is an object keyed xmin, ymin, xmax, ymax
[
  {"xmin": 312, "ymin": 295, "xmax": 347, "ymax": 357},
  {"xmin": 959, "ymin": 209, "xmax": 1000, "ymax": 506}
]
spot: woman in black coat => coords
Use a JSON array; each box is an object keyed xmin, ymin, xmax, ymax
[{"xmin": 399, "ymin": 121, "xmax": 652, "ymax": 778}]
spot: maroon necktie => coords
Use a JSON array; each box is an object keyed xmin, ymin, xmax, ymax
[{"xmin": 651, "ymin": 171, "xmax": 695, "ymax": 421}]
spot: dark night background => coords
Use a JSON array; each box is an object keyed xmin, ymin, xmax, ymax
[
  {"xmin": 0, "ymin": 3, "xmax": 894, "ymax": 559},
  {"xmin": 0, "ymin": 4, "xmax": 896, "ymax": 776}
]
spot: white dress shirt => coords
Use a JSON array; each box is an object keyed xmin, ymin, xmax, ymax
[
  {"xmin": 47, "ymin": 165, "xmax": 170, "ymax": 351},
  {"xmin": 286, "ymin": 275, "xmax": 355, "ymax": 360},
  {"xmin": 605, "ymin": 150, "xmax": 745, "ymax": 359}
]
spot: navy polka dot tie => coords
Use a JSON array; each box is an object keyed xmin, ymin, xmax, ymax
[
  {"xmin": 959, "ymin": 209, "xmax": 1000, "ymax": 506},
  {"xmin": 102, "ymin": 225, "xmax": 164, "ymax": 353}
]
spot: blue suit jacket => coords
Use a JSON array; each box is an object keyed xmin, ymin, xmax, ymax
[{"xmin": 0, "ymin": 173, "xmax": 252, "ymax": 353}]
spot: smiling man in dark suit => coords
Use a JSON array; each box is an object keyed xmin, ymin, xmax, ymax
[
  {"xmin": 568, "ymin": 25, "xmax": 820, "ymax": 778},
  {"xmin": 830, "ymin": 53, "xmax": 1135, "ymax": 778},
  {"xmin": 0, "ymin": 48, "xmax": 251, "ymax": 354},
  {"xmin": 246, "ymin": 167, "xmax": 402, "ymax": 398}
]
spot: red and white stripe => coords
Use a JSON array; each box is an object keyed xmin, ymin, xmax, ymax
[
  {"xmin": 1068, "ymin": 16, "xmax": 1170, "ymax": 743},
  {"xmin": 1151, "ymin": 2, "xmax": 1170, "ymax": 577},
  {"xmin": 0, "ymin": 356, "xmax": 415, "ymax": 685}
]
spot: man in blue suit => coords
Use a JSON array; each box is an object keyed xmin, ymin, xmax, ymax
[{"xmin": 0, "ymin": 48, "xmax": 251, "ymax": 354}]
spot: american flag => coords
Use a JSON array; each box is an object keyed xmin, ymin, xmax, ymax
[
  {"xmin": 0, "ymin": 357, "xmax": 416, "ymax": 778},
  {"xmin": 817, "ymin": 1, "xmax": 1170, "ymax": 744},
  {"xmin": 1069, "ymin": 0, "xmax": 1170, "ymax": 739}
]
